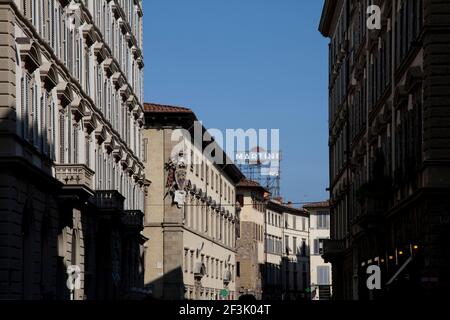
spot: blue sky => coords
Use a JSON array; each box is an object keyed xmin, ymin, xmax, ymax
[{"xmin": 142, "ymin": 0, "xmax": 329, "ymax": 205}]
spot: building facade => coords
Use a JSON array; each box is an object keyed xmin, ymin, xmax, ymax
[
  {"xmin": 263, "ymin": 200, "xmax": 284, "ymax": 299},
  {"xmin": 142, "ymin": 103, "xmax": 243, "ymax": 300},
  {"xmin": 262, "ymin": 200, "xmax": 310, "ymax": 300},
  {"xmin": 235, "ymin": 179, "xmax": 267, "ymax": 299},
  {"xmin": 280, "ymin": 202, "xmax": 310, "ymax": 300},
  {"xmin": 319, "ymin": 0, "xmax": 450, "ymax": 299},
  {"xmin": 0, "ymin": 0, "xmax": 146, "ymax": 299},
  {"xmin": 304, "ymin": 201, "xmax": 332, "ymax": 300}
]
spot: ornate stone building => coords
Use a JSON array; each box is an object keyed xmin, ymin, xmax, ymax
[
  {"xmin": 142, "ymin": 103, "xmax": 243, "ymax": 300},
  {"xmin": 0, "ymin": 0, "xmax": 146, "ymax": 299},
  {"xmin": 319, "ymin": 0, "xmax": 450, "ymax": 299}
]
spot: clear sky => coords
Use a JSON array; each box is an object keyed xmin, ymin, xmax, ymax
[{"xmin": 142, "ymin": 0, "xmax": 329, "ymax": 205}]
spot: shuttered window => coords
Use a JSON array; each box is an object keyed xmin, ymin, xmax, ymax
[
  {"xmin": 317, "ymin": 266, "xmax": 330, "ymax": 286},
  {"xmin": 59, "ymin": 112, "xmax": 65, "ymax": 163}
]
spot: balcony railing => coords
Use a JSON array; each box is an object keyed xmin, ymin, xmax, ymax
[
  {"xmin": 55, "ymin": 164, "xmax": 94, "ymax": 195},
  {"xmin": 93, "ymin": 190, "xmax": 125, "ymax": 211},
  {"xmin": 122, "ymin": 210, "xmax": 144, "ymax": 229}
]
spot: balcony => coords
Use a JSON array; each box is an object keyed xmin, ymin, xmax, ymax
[
  {"xmin": 322, "ymin": 239, "xmax": 346, "ymax": 263},
  {"xmin": 55, "ymin": 164, "xmax": 94, "ymax": 197},
  {"xmin": 93, "ymin": 190, "xmax": 125, "ymax": 212},
  {"xmin": 122, "ymin": 210, "xmax": 144, "ymax": 231}
]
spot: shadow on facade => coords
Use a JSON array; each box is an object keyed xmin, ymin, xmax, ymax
[
  {"xmin": 280, "ymin": 257, "xmax": 310, "ymax": 301},
  {"xmin": 0, "ymin": 110, "xmax": 145, "ymax": 300},
  {"xmin": 144, "ymin": 267, "xmax": 186, "ymax": 300}
]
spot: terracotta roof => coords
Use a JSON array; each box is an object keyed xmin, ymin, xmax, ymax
[
  {"xmin": 237, "ymin": 179, "xmax": 261, "ymax": 188},
  {"xmin": 303, "ymin": 200, "xmax": 330, "ymax": 209},
  {"xmin": 237, "ymin": 179, "xmax": 270, "ymax": 193},
  {"xmin": 267, "ymin": 200, "xmax": 308, "ymax": 216},
  {"xmin": 144, "ymin": 103, "xmax": 193, "ymax": 114}
]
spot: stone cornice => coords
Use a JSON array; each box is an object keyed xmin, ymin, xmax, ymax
[
  {"xmin": 318, "ymin": 0, "xmax": 340, "ymax": 38},
  {"xmin": 9, "ymin": 0, "xmax": 145, "ymax": 170}
]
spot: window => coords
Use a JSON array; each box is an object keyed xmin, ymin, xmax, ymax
[
  {"xmin": 205, "ymin": 207, "xmax": 209, "ymax": 233},
  {"xmin": 195, "ymin": 156, "xmax": 199, "ymax": 176},
  {"xmin": 293, "ymin": 237, "xmax": 297, "ymax": 255},
  {"xmin": 293, "ymin": 216, "xmax": 297, "ymax": 230},
  {"xmin": 201, "ymin": 161, "xmax": 204, "ymax": 180},
  {"xmin": 301, "ymin": 239, "xmax": 307, "ymax": 257},
  {"xmin": 317, "ymin": 212, "xmax": 330, "ymax": 229},
  {"xmin": 237, "ymin": 194, "xmax": 244, "ymax": 207},
  {"xmin": 190, "ymin": 251, "xmax": 194, "ymax": 274},
  {"xmin": 190, "ymin": 197, "xmax": 195, "ymax": 228},
  {"xmin": 184, "ymin": 249, "xmax": 188, "ymax": 273},
  {"xmin": 216, "ymin": 260, "xmax": 219, "ymax": 279},
  {"xmin": 313, "ymin": 239, "xmax": 325, "ymax": 255},
  {"xmin": 317, "ymin": 266, "xmax": 331, "ymax": 285},
  {"xmin": 285, "ymin": 235, "xmax": 289, "ymax": 254}
]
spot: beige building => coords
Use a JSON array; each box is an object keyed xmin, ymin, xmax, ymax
[
  {"xmin": 263, "ymin": 200, "xmax": 284, "ymax": 299},
  {"xmin": 304, "ymin": 201, "xmax": 331, "ymax": 300},
  {"xmin": 235, "ymin": 179, "xmax": 268, "ymax": 299},
  {"xmin": 0, "ymin": 0, "xmax": 146, "ymax": 300},
  {"xmin": 263, "ymin": 200, "xmax": 311, "ymax": 300},
  {"xmin": 142, "ymin": 103, "xmax": 244, "ymax": 300},
  {"xmin": 280, "ymin": 202, "xmax": 310, "ymax": 300}
]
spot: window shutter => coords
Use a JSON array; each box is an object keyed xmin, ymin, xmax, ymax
[
  {"xmin": 59, "ymin": 112, "xmax": 65, "ymax": 163},
  {"xmin": 21, "ymin": 76, "xmax": 25, "ymax": 138},
  {"xmin": 314, "ymin": 239, "xmax": 319, "ymax": 255},
  {"xmin": 51, "ymin": 102, "xmax": 56, "ymax": 160},
  {"xmin": 67, "ymin": 111, "xmax": 71, "ymax": 163},
  {"xmin": 86, "ymin": 138, "xmax": 90, "ymax": 167},
  {"xmin": 25, "ymin": 75, "xmax": 31, "ymax": 140},
  {"xmin": 73, "ymin": 125, "xmax": 78, "ymax": 163},
  {"xmin": 41, "ymin": 93, "xmax": 46, "ymax": 153},
  {"xmin": 34, "ymin": 84, "xmax": 38, "ymax": 146}
]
